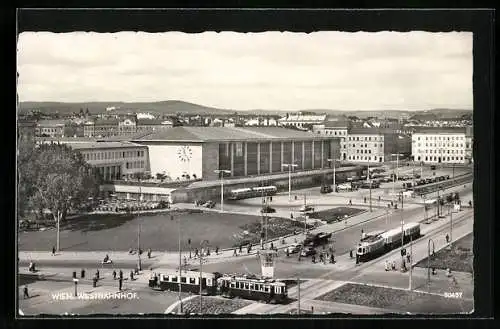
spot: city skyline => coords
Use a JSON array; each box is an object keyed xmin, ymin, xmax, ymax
[{"xmin": 18, "ymin": 31, "xmax": 473, "ymax": 111}]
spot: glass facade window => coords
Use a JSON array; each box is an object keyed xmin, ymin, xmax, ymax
[
  {"xmin": 294, "ymin": 141, "xmax": 303, "ymax": 169},
  {"xmin": 271, "ymin": 142, "xmax": 281, "ymax": 173},
  {"xmin": 303, "ymin": 141, "xmax": 312, "ymax": 170},
  {"xmin": 282, "ymin": 142, "xmax": 293, "ymax": 167},
  {"xmin": 259, "ymin": 142, "xmax": 270, "ymax": 174},
  {"xmin": 313, "ymin": 141, "xmax": 322, "ymax": 168},
  {"xmin": 218, "ymin": 143, "xmax": 231, "ymax": 172},
  {"xmin": 233, "ymin": 142, "xmax": 245, "ymax": 177},
  {"xmin": 246, "ymin": 142, "xmax": 258, "ymax": 175}
]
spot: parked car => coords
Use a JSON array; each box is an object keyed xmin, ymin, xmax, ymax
[
  {"xmin": 320, "ymin": 185, "xmax": 333, "ymax": 194},
  {"xmin": 380, "ymin": 176, "xmax": 392, "ymax": 183},
  {"xmin": 203, "ymin": 200, "xmax": 216, "ymax": 208},
  {"xmin": 300, "ymin": 246, "xmax": 317, "ymax": 257},
  {"xmin": 445, "ymin": 175, "xmax": 450, "ymax": 179},
  {"xmin": 414, "ymin": 174, "xmax": 421, "ymax": 179},
  {"xmin": 430, "ymin": 165, "xmax": 437, "ymax": 170},
  {"xmin": 260, "ymin": 205, "xmax": 276, "ymax": 213},
  {"xmin": 299, "ymin": 205, "xmax": 315, "ymax": 213},
  {"xmin": 287, "ymin": 243, "xmax": 302, "ymax": 254}
]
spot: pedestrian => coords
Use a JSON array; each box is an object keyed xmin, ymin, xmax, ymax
[
  {"xmin": 233, "ymin": 248, "xmax": 237, "ymax": 257},
  {"xmin": 312, "ymin": 255, "xmax": 316, "ymax": 263},
  {"xmin": 469, "ymin": 200, "xmax": 472, "ymax": 207},
  {"xmin": 119, "ymin": 270, "xmax": 123, "ymax": 280},
  {"xmin": 207, "ymin": 247, "xmax": 210, "ymax": 256},
  {"xmin": 119, "ymin": 277, "xmax": 123, "ymax": 291},
  {"xmin": 330, "ymin": 254, "xmax": 335, "ymax": 264},
  {"xmin": 446, "ymin": 234, "xmax": 450, "ymax": 244},
  {"xmin": 364, "ymin": 197, "xmax": 367, "ymax": 203},
  {"xmin": 247, "ymin": 246, "xmax": 250, "ymax": 254},
  {"xmin": 113, "ymin": 270, "xmax": 117, "ymax": 280},
  {"xmin": 130, "ymin": 270, "xmax": 134, "ymax": 280},
  {"xmin": 215, "ymin": 246, "xmax": 219, "ymax": 255},
  {"xmin": 270, "ymin": 242, "xmax": 274, "ymax": 250},
  {"xmin": 195, "ymin": 248, "xmax": 199, "ymax": 257},
  {"xmin": 385, "ymin": 260, "xmax": 390, "ymax": 271},
  {"xmin": 349, "ymin": 199, "xmax": 352, "ymax": 205},
  {"xmin": 378, "ymin": 196, "xmax": 381, "ymax": 202},
  {"xmin": 350, "ymin": 250, "xmax": 353, "ymax": 258},
  {"xmin": 239, "ymin": 245, "xmax": 242, "ymax": 254},
  {"xmin": 407, "ymin": 253, "xmax": 411, "ymax": 264},
  {"xmin": 361, "ymin": 229, "xmax": 365, "ymax": 240},
  {"xmin": 23, "ymin": 286, "xmax": 29, "ymax": 299},
  {"xmin": 96, "ymin": 269, "xmax": 100, "ymax": 280},
  {"xmin": 290, "ymin": 212, "xmax": 294, "ymax": 219},
  {"xmin": 147, "ymin": 248, "xmax": 151, "ymax": 259},
  {"xmin": 391, "ymin": 260, "xmax": 396, "ymax": 271},
  {"xmin": 52, "ymin": 246, "xmax": 56, "ymax": 256},
  {"xmin": 319, "ymin": 253, "xmax": 324, "ymax": 263},
  {"xmin": 286, "ymin": 248, "xmax": 290, "ymax": 257}
]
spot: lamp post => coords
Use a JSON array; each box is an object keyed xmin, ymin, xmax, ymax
[
  {"xmin": 427, "ymin": 238, "xmax": 435, "ymax": 289},
  {"xmin": 448, "ymin": 204, "xmax": 453, "ymax": 250},
  {"xmin": 282, "ymin": 163, "xmax": 298, "ymax": 201},
  {"xmin": 214, "ymin": 170, "xmax": 231, "ymax": 213},
  {"xmin": 199, "ymin": 240, "xmax": 209, "ymax": 312},
  {"xmin": 73, "ymin": 278, "xmax": 78, "ymax": 297},
  {"xmin": 170, "ymin": 212, "xmax": 183, "ymax": 314},
  {"xmin": 327, "ymin": 158, "xmax": 336, "ymax": 192},
  {"xmin": 137, "ymin": 181, "xmax": 142, "ymax": 271},
  {"xmin": 390, "ymin": 153, "xmax": 403, "ymax": 203}
]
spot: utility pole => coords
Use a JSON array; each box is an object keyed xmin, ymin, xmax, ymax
[
  {"xmin": 282, "ymin": 163, "xmax": 298, "ymax": 202},
  {"xmin": 214, "ymin": 169, "xmax": 231, "ymax": 213},
  {"xmin": 449, "ymin": 204, "xmax": 453, "ymax": 250},
  {"xmin": 409, "ymin": 232, "xmax": 413, "ymax": 290},
  {"xmin": 369, "ymin": 181, "xmax": 372, "ymax": 212},
  {"xmin": 297, "ymin": 277, "xmax": 301, "ymax": 315},
  {"xmin": 137, "ymin": 182, "xmax": 142, "ymax": 271}
]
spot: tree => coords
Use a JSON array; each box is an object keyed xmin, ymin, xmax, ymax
[{"xmin": 23, "ymin": 143, "xmax": 100, "ymax": 251}]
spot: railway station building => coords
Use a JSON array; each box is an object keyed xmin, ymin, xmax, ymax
[{"xmin": 131, "ymin": 126, "xmax": 341, "ymax": 182}]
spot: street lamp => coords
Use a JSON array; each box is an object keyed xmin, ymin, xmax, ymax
[
  {"xmin": 214, "ymin": 170, "xmax": 231, "ymax": 212},
  {"xmin": 199, "ymin": 239, "xmax": 209, "ymax": 313},
  {"xmin": 170, "ymin": 211, "xmax": 183, "ymax": 314},
  {"xmin": 73, "ymin": 278, "xmax": 79, "ymax": 297},
  {"xmin": 427, "ymin": 238, "xmax": 436, "ymax": 290},
  {"xmin": 137, "ymin": 181, "xmax": 142, "ymax": 271},
  {"xmin": 282, "ymin": 163, "xmax": 298, "ymax": 201},
  {"xmin": 327, "ymin": 159, "xmax": 336, "ymax": 192},
  {"xmin": 390, "ymin": 153, "xmax": 404, "ymax": 203},
  {"xmin": 448, "ymin": 203, "xmax": 454, "ymax": 250}
]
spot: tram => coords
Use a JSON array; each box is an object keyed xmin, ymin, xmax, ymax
[
  {"xmin": 228, "ymin": 186, "xmax": 277, "ymax": 200},
  {"xmin": 217, "ymin": 274, "xmax": 288, "ymax": 304},
  {"xmin": 356, "ymin": 222, "xmax": 421, "ymax": 262},
  {"xmin": 150, "ymin": 270, "xmax": 221, "ymax": 295}
]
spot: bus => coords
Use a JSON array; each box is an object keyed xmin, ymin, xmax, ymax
[{"xmin": 228, "ymin": 186, "xmax": 277, "ymax": 200}]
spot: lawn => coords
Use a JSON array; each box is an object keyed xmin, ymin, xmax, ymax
[
  {"xmin": 310, "ymin": 207, "xmax": 365, "ymax": 223},
  {"xmin": 18, "ymin": 211, "xmax": 267, "ymax": 252},
  {"xmin": 316, "ymin": 283, "xmax": 473, "ymax": 314},
  {"xmin": 415, "ymin": 233, "xmax": 473, "ymax": 273},
  {"xmin": 181, "ymin": 296, "xmax": 252, "ymax": 314},
  {"xmin": 231, "ymin": 217, "xmax": 310, "ymax": 248}
]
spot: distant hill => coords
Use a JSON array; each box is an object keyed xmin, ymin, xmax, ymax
[
  {"xmin": 19, "ymin": 100, "xmax": 472, "ymax": 119},
  {"xmin": 19, "ymin": 100, "xmax": 235, "ymax": 115}
]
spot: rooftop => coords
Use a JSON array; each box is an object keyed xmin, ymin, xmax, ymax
[
  {"xmin": 412, "ymin": 127, "xmax": 467, "ymax": 134},
  {"xmin": 67, "ymin": 141, "xmax": 146, "ymax": 150},
  {"xmin": 133, "ymin": 126, "xmax": 330, "ymax": 142}
]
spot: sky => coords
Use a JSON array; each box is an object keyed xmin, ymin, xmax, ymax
[{"xmin": 17, "ymin": 31, "xmax": 473, "ymax": 111}]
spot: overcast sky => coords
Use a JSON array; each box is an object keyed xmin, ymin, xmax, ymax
[{"xmin": 17, "ymin": 31, "xmax": 473, "ymax": 111}]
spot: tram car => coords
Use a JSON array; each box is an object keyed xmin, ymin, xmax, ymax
[
  {"xmin": 150, "ymin": 270, "xmax": 222, "ymax": 295},
  {"xmin": 228, "ymin": 186, "xmax": 277, "ymax": 200},
  {"xmin": 217, "ymin": 274, "xmax": 288, "ymax": 304},
  {"xmin": 356, "ymin": 222, "xmax": 421, "ymax": 262}
]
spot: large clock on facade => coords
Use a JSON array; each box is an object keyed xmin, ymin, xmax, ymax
[{"xmin": 177, "ymin": 145, "xmax": 193, "ymax": 162}]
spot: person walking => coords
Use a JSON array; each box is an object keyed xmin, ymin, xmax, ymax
[
  {"xmin": 239, "ymin": 245, "xmax": 243, "ymax": 254},
  {"xmin": 118, "ymin": 277, "xmax": 123, "ymax": 291},
  {"xmin": 119, "ymin": 270, "xmax": 123, "ymax": 280},
  {"xmin": 23, "ymin": 286, "xmax": 29, "ymax": 299},
  {"xmin": 364, "ymin": 197, "xmax": 367, "ymax": 203},
  {"xmin": 233, "ymin": 248, "xmax": 237, "ymax": 257},
  {"xmin": 349, "ymin": 199, "xmax": 352, "ymax": 205},
  {"xmin": 52, "ymin": 246, "xmax": 56, "ymax": 256},
  {"xmin": 113, "ymin": 270, "xmax": 117, "ymax": 280},
  {"xmin": 215, "ymin": 246, "xmax": 219, "ymax": 255},
  {"xmin": 446, "ymin": 234, "xmax": 450, "ymax": 244},
  {"xmin": 147, "ymin": 248, "xmax": 151, "ymax": 259}
]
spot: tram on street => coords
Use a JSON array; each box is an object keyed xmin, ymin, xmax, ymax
[
  {"xmin": 217, "ymin": 275, "xmax": 289, "ymax": 304},
  {"xmin": 228, "ymin": 186, "xmax": 277, "ymax": 200}
]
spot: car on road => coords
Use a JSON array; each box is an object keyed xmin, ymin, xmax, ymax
[
  {"xmin": 300, "ymin": 246, "xmax": 317, "ymax": 257},
  {"xmin": 413, "ymin": 174, "xmax": 421, "ymax": 179},
  {"xmin": 203, "ymin": 200, "xmax": 216, "ymax": 208},
  {"xmin": 260, "ymin": 205, "xmax": 276, "ymax": 213},
  {"xmin": 380, "ymin": 176, "xmax": 392, "ymax": 183},
  {"xmin": 320, "ymin": 185, "xmax": 333, "ymax": 194},
  {"xmin": 299, "ymin": 205, "xmax": 315, "ymax": 213},
  {"xmin": 287, "ymin": 243, "xmax": 302, "ymax": 254},
  {"xmin": 430, "ymin": 165, "xmax": 437, "ymax": 170}
]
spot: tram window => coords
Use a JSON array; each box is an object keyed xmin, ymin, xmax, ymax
[
  {"xmin": 171, "ymin": 276, "xmax": 178, "ymax": 282},
  {"xmin": 249, "ymin": 284, "xmax": 254, "ymax": 290},
  {"xmin": 276, "ymin": 287, "xmax": 281, "ymax": 294},
  {"xmin": 189, "ymin": 278, "xmax": 196, "ymax": 284},
  {"xmin": 264, "ymin": 286, "xmax": 269, "ymax": 292},
  {"xmin": 180, "ymin": 277, "xmax": 186, "ymax": 283},
  {"xmin": 230, "ymin": 283, "xmax": 235, "ymax": 288}
]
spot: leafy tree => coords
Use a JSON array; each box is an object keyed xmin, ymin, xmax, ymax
[{"xmin": 20, "ymin": 143, "xmax": 100, "ymax": 251}]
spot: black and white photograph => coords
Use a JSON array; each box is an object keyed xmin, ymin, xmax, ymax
[{"xmin": 16, "ymin": 12, "xmax": 480, "ymax": 317}]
